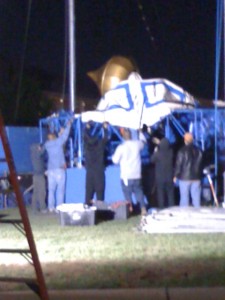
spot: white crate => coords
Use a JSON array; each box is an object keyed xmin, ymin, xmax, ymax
[{"xmin": 57, "ymin": 203, "xmax": 96, "ymax": 226}]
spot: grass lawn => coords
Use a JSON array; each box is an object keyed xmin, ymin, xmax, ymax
[{"xmin": 0, "ymin": 207, "xmax": 225, "ymax": 291}]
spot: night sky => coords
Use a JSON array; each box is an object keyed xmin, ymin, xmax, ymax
[{"xmin": 0, "ymin": 0, "xmax": 219, "ymax": 102}]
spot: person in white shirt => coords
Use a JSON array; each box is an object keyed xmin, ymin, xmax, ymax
[{"xmin": 112, "ymin": 128, "xmax": 147, "ymax": 215}]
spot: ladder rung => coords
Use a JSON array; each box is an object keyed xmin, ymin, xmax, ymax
[
  {"xmin": 0, "ymin": 213, "xmax": 8, "ymax": 219},
  {"xmin": 0, "ymin": 219, "xmax": 22, "ymax": 224},
  {"xmin": 0, "ymin": 249, "xmax": 30, "ymax": 254},
  {"xmin": 0, "ymin": 276, "xmax": 37, "ymax": 284}
]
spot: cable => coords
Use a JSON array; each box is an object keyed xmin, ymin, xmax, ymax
[
  {"xmin": 14, "ymin": 0, "xmax": 32, "ymax": 123},
  {"xmin": 136, "ymin": 0, "xmax": 157, "ymax": 50}
]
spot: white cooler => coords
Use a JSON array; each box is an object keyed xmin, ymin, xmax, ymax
[{"xmin": 57, "ymin": 203, "xmax": 96, "ymax": 226}]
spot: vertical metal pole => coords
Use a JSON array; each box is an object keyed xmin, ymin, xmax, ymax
[
  {"xmin": 69, "ymin": 136, "xmax": 74, "ymax": 167},
  {"xmin": 165, "ymin": 116, "xmax": 170, "ymax": 139},
  {"xmin": 77, "ymin": 117, "xmax": 82, "ymax": 168},
  {"xmin": 39, "ymin": 119, "xmax": 43, "ymax": 144},
  {"xmin": 223, "ymin": 0, "xmax": 225, "ymax": 204},
  {"xmin": 223, "ymin": 171, "xmax": 225, "ymax": 203},
  {"xmin": 222, "ymin": 0, "xmax": 225, "ymax": 205},
  {"xmin": 214, "ymin": 0, "xmax": 223, "ymax": 198},
  {"xmin": 67, "ymin": 0, "xmax": 76, "ymax": 168},
  {"xmin": 68, "ymin": 0, "xmax": 75, "ymax": 112}
]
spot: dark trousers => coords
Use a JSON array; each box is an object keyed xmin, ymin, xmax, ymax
[
  {"xmin": 32, "ymin": 174, "xmax": 46, "ymax": 211},
  {"xmin": 156, "ymin": 180, "xmax": 174, "ymax": 209},
  {"xmin": 85, "ymin": 168, "xmax": 105, "ymax": 204}
]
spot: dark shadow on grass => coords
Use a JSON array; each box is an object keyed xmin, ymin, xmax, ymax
[
  {"xmin": 95, "ymin": 210, "xmax": 115, "ymax": 224},
  {"xmin": 1, "ymin": 258, "xmax": 225, "ymax": 291}
]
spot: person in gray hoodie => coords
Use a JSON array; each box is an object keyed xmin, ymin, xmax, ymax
[{"xmin": 44, "ymin": 119, "xmax": 72, "ymax": 212}]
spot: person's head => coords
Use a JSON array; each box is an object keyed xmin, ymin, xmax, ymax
[
  {"xmin": 85, "ymin": 121, "xmax": 97, "ymax": 139},
  {"xmin": 47, "ymin": 133, "xmax": 57, "ymax": 141},
  {"xmin": 159, "ymin": 137, "xmax": 170, "ymax": 150},
  {"xmin": 86, "ymin": 120, "xmax": 94, "ymax": 130},
  {"xmin": 183, "ymin": 132, "xmax": 193, "ymax": 145},
  {"xmin": 122, "ymin": 128, "xmax": 131, "ymax": 141}
]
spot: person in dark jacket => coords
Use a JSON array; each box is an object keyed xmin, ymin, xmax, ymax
[
  {"xmin": 151, "ymin": 137, "xmax": 175, "ymax": 209},
  {"xmin": 30, "ymin": 143, "xmax": 47, "ymax": 213},
  {"xmin": 173, "ymin": 132, "xmax": 203, "ymax": 207},
  {"xmin": 84, "ymin": 121, "xmax": 108, "ymax": 205}
]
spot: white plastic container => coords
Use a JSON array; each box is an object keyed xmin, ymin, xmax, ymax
[{"xmin": 57, "ymin": 203, "xmax": 96, "ymax": 226}]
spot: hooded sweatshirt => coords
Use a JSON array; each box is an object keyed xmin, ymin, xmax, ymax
[{"xmin": 151, "ymin": 138, "xmax": 174, "ymax": 182}]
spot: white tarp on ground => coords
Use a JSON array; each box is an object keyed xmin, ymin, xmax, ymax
[
  {"xmin": 81, "ymin": 73, "xmax": 197, "ymax": 129},
  {"xmin": 139, "ymin": 206, "xmax": 225, "ymax": 233}
]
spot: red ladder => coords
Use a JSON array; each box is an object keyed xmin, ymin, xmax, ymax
[{"xmin": 0, "ymin": 111, "xmax": 49, "ymax": 300}]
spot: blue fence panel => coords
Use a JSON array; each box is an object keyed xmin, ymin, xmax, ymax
[{"xmin": 0, "ymin": 126, "xmax": 41, "ymax": 176}]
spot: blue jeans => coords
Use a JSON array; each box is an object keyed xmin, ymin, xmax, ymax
[
  {"xmin": 47, "ymin": 169, "xmax": 66, "ymax": 210},
  {"xmin": 179, "ymin": 180, "xmax": 201, "ymax": 207},
  {"xmin": 121, "ymin": 179, "xmax": 145, "ymax": 208}
]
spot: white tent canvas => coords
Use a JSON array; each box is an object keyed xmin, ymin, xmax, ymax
[
  {"xmin": 81, "ymin": 73, "xmax": 197, "ymax": 129},
  {"xmin": 138, "ymin": 206, "xmax": 225, "ymax": 234},
  {"xmin": 139, "ymin": 207, "xmax": 225, "ymax": 234}
]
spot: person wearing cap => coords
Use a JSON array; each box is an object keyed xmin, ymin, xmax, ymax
[{"xmin": 173, "ymin": 132, "xmax": 203, "ymax": 207}]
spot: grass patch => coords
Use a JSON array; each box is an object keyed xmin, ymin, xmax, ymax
[{"xmin": 0, "ymin": 207, "xmax": 225, "ymax": 290}]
